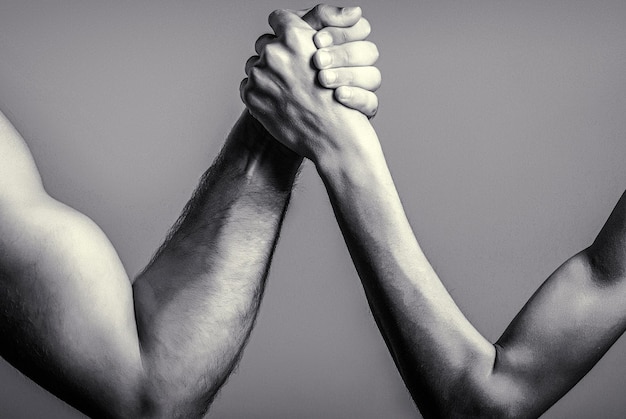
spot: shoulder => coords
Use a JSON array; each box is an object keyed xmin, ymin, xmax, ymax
[{"xmin": 0, "ymin": 111, "xmax": 46, "ymax": 206}]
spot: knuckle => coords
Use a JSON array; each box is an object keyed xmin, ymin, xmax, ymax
[
  {"xmin": 341, "ymin": 47, "xmax": 351, "ymax": 65},
  {"xmin": 313, "ymin": 4, "xmax": 327, "ymax": 17},
  {"xmin": 343, "ymin": 69, "xmax": 354, "ymax": 84},
  {"xmin": 269, "ymin": 9, "xmax": 284, "ymax": 21},
  {"xmin": 240, "ymin": 83, "xmax": 251, "ymax": 103},
  {"xmin": 337, "ymin": 27, "xmax": 349, "ymax": 44},
  {"xmin": 254, "ymin": 35, "xmax": 269, "ymax": 53},
  {"xmin": 268, "ymin": 9, "xmax": 290, "ymax": 29},
  {"xmin": 314, "ymin": 4, "xmax": 344, "ymax": 27},
  {"xmin": 245, "ymin": 55, "xmax": 257, "ymax": 68},
  {"xmin": 268, "ymin": 9, "xmax": 279, "ymax": 24},
  {"xmin": 318, "ymin": 4, "xmax": 333, "ymax": 21},
  {"xmin": 246, "ymin": 67, "xmax": 258, "ymax": 83},
  {"xmin": 264, "ymin": 43, "xmax": 287, "ymax": 67},
  {"xmin": 262, "ymin": 43, "xmax": 278, "ymax": 61},
  {"xmin": 264, "ymin": 41, "xmax": 279, "ymax": 53},
  {"xmin": 285, "ymin": 28, "xmax": 311, "ymax": 52},
  {"xmin": 263, "ymin": 42, "xmax": 279, "ymax": 57}
]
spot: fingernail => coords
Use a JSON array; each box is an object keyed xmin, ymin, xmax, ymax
[
  {"xmin": 322, "ymin": 70, "xmax": 337, "ymax": 85},
  {"xmin": 342, "ymin": 6, "xmax": 361, "ymax": 17},
  {"xmin": 316, "ymin": 50, "xmax": 332, "ymax": 68},
  {"xmin": 337, "ymin": 87, "xmax": 352, "ymax": 100},
  {"xmin": 316, "ymin": 31, "xmax": 333, "ymax": 48}
]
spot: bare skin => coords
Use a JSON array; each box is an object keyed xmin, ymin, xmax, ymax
[
  {"xmin": 0, "ymin": 5, "xmax": 379, "ymax": 418},
  {"xmin": 243, "ymin": 8, "xmax": 626, "ymax": 418}
]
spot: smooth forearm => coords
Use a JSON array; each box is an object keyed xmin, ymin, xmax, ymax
[
  {"xmin": 319, "ymin": 130, "xmax": 626, "ymax": 417},
  {"xmin": 132, "ymin": 111, "xmax": 301, "ymax": 416},
  {"xmin": 316, "ymin": 130, "xmax": 498, "ymax": 416},
  {"xmin": 317, "ymin": 140, "xmax": 580, "ymax": 417}
]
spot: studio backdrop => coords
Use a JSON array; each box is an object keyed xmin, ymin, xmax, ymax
[{"xmin": 1, "ymin": 1, "xmax": 625, "ymax": 417}]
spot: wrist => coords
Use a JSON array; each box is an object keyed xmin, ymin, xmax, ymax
[
  {"xmin": 314, "ymin": 120, "xmax": 383, "ymax": 182},
  {"xmin": 227, "ymin": 111, "xmax": 303, "ymax": 191}
]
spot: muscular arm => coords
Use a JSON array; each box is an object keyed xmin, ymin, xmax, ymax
[
  {"xmin": 243, "ymin": 9, "xmax": 626, "ymax": 418},
  {"xmin": 0, "ymin": 110, "xmax": 300, "ymax": 418},
  {"xmin": 0, "ymin": 5, "xmax": 380, "ymax": 417},
  {"xmin": 132, "ymin": 112, "xmax": 303, "ymax": 416}
]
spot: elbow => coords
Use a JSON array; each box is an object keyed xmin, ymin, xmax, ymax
[
  {"xmin": 112, "ymin": 395, "xmax": 213, "ymax": 419},
  {"xmin": 411, "ymin": 346, "xmax": 534, "ymax": 419},
  {"xmin": 124, "ymin": 383, "xmax": 217, "ymax": 419},
  {"xmin": 101, "ymin": 374, "xmax": 217, "ymax": 419},
  {"xmin": 435, "ymin": 379, "xmax": 528, "ymax": 419},
  {"xmin": 427, "ymin": 385, "xmax": 530, "ymax": 419},
  {"xmin": 453, "ymin": 386, "xmax": 530, "ymax": 419}
]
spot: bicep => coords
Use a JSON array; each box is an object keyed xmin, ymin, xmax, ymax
[
  {"xmin": 0, "ymin": 197, "xmax": 145, "ymax": 416},
  {"xmin": 0, "ymin": 111, "xmax": 146, "ymax": 415},
  {"xmin": 492, "ymin": 250, "xmax": 626, "ymax": 415}
]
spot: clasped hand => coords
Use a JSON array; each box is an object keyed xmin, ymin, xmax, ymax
[{"xmin": 241, "ymin": 4, "xmax": 381, "ymax": 162}]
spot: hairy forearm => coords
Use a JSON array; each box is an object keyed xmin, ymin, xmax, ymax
[
  {"xmin": 0, "ymin": 109, "xmax": 299, "ymax": 418},
  {"xmin": 132, "ymin": 111, "xmax": 301, "ymax": 417}
]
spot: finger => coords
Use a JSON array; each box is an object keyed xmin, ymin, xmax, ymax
[
  {"xmin": 268, "ymin": 9, "xmax": 308, "ymax": 36},
  {"xmin": 314, "ymin": 18, "xmax": 371, "ymax": 48},
  {"xmin": 313, "ymin": 41, "xmax": 379, "ymax": 69},
  {"xmin": 245, "ymin": 56, "xmax": 259, "ymax": 76},
  {"xmin": 335, "ymin": 86, "xmax": 379, "ymax": 118},
  {"xmin": 318, "ymin": 66, "xmax": 381, "ymax": 91},
  {"xmin": 255, "ymin": 34, "xmax": 276, "ymax": 54},
  {"xmin": 239, "ymin": 78, "xmax": 248, "ymax": 104},
  {"xmin": 296, "ymin": 4, "xmax": 362, "ymax": 30}
]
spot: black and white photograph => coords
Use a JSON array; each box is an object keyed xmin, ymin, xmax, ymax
[{"xmin": 1, "ymin": 1, "xmax": 626, "ymax": 418}]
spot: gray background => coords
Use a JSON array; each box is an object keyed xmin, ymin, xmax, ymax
[{"xmin": 1, "ymin": 0, "xmax": 626, "ymax": 417}]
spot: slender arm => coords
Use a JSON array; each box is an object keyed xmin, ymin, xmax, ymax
[
  {"xmin": 314, "ymin": 126, "xmax": 626, "ymax": 418},
  {"xmin": 0, "ymin": 109, "xmax": 301, "ymax": 418}
]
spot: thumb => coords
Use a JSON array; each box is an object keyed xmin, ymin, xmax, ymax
[{"xmin": 296, "ymin": 4, "xmax": 362, "ymax": 30}]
